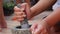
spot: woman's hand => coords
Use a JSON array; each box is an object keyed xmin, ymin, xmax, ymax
[
  {"xmin": 13, "ymin": 3, "xmax": 31, "ymax": 21},
  {"xmin": 30, "ymin": 20, "xmax": 50, "ymax": 34}
]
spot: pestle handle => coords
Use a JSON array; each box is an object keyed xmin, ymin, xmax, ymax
[{"xmin": 17, "ymin": 4, "xmax": 29, "ymax": 29}]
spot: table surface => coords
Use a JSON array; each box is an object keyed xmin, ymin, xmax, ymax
[{"xmin": 0, "ymin": 11, "xmax": 60, "ymax": 34}]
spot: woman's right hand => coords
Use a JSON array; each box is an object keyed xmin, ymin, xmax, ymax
[
  {"xmin": 13, "ymin": 3, "xmax": 31, "ymax": 21},
  {"xmin": 30, "ymin": 20, "xmax": 50, "ymax": 34}
]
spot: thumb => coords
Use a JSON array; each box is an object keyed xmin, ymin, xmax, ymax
[
  {"xmin": 25, "ymin": 3, "xmax": 31, "ymax": 19},
  {"xmin": 20, "ymin": 3, "xmax": 26, "ymax": 10},
  {"xmin": 21, "ymin": 3, "xmax": 31, "ymax": 19},
  {"xmin": 20, "ymin": 3, "xmax": 31, "ymax": 19}
]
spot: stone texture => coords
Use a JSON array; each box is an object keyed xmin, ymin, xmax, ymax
[{"xmin": 12, "ymin": 28, "xmax": 31, "ymax": 34}]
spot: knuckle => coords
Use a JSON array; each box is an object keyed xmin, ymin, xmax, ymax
[
  {"xmin": 22, "ymin": 3, "xmax": 27, "ymax": 5},
  {"xmin": 14, "ymin": 8, "xmax": 20, "ymax": 12},
  {"xmin": 14, "ymin": 6, "xmax": 17, "ymax": 10},
  {"xmin": 23, "ymin": 15, "xmax": 26, "ymax": 17},
  {"xmin": 18, "ymin": 19, "xmax": 24, "ymax": 21},
  {"xmin": 14, "ymin": 12, "xmax": 24, "ymax": 16}
]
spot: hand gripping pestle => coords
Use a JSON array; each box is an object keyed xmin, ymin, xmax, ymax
[{"xmin": 17, "ymin": 4, "xmax": 30, "ymax": 29}]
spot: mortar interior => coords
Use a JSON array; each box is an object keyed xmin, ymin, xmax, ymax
[{"xmin": 16, "ymin": 25, "xmax": 31, "ymax": 29}]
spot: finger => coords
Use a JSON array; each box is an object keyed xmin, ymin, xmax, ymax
[
  {"xmin": 14, "ymin": 6, "xmax": 21, "ymax": 12},
  {"xmin": 15, "ymin": 13, "xmax": 26, "ymax": 18},
  {"xmin": 41, "ymin": 29, "xmax": 48, "ymax": 34},
  {"xmin": 17, "ymin": 19, "xmax": 24, "ymax": 22},
  {"xmin": 15, "ymin": 15, "xmax": 24, "ymax": 19},
  {"xmin": 30, "ymin": 23, "xmax": 38, "ymax": 32},
  {"xmin": 34, "ymin": 25, "xmax": 44, "ymax": 34},
  {"xmin": 22, "ymin": 15, "xmax": 26, "ymax": 17},
  {"xmin": 31, "ymin": 31, "xmax": 34, "ymax": 34},
  {"xmin": 12, "ymin": 17, "xmax": 17, "ymax": 20},
  {"xmin": 20, "ymin": 3, "xmax": 26, "ymax": 9},
  {"xmin": 34, "ymin": 28, "xmax": 42, "ymax": 34},
  {"xmin": 30, "ymin": 24, "xmax": 38, "ymax": 34},
  {"xmin": 43, "ymin": 29, "xmax": 48, "ymax": 34},
  {"xmin": 17, "ymin": 18, "xmax": 24, "ymax": 22},
  {"xmin": 40, "ymin": 26, "xmax": 49, "ymax": 34},
  {"xmin": 14, "ymin": 12, "xmax": 25, "ymax": 16}
]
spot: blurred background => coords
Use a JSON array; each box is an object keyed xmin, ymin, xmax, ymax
[{"xmin": 3, "ymin": 0, "xmax": 53, "ymax": 16}]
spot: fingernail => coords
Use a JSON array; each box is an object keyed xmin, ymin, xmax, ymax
[{"xmin": 32, "ymin": 31, "xmax": 34, "ymax": 34}]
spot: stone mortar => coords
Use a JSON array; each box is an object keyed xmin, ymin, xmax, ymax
[{"xmin": 11, "ymin": 25, "xmax": 31, "ymax": 34}]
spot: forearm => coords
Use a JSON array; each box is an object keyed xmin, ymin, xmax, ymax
[
  {"xmin": 30, "ymin": 0, "xmax": 57, "ymax": 18},
  {"xmin": 0, "ymin": 0, "xmax": 7, "ymax": 28},
  {"xmin": 43, "ymin": 9, "xmax": 60, "ymax": 26}
]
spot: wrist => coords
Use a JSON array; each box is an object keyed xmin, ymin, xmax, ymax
[
  {"xmin": 27, "ymin": 8, "xmax": 33, "ymax": 19},
  {"xmin": 27, "ymin": 8, "xmax": 33, "ymax": 20},
  {"xmin": 30, "ymin": 8, "xmax": 36, "ymax": 18},
  {"xmin": 39, "ymin": 20, "xmax": 51, "ymax": 34},
  {"xmin": 43, "ymin": 20, "xmax": 51, "ymax": 27},
  {"xmin": 42, "ymin": 20, "xmax": 52, "ymax": 34},
  {"xmin": 39, "ymin": 20, "xmax": 51, "ymax": 28}
]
